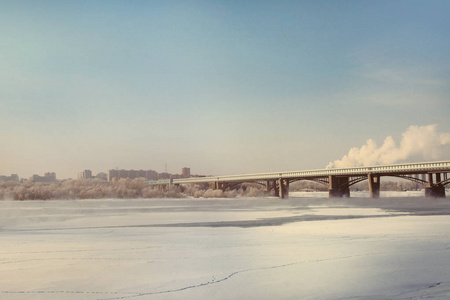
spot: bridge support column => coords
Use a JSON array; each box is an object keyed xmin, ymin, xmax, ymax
[
  {"xmin": 329, "ymin": 176, "xmax": 350, "ymax": 198},
  {"xmin": 425, "ymin": 173, "xmax": 445, "ymax": 198},
  {"xmin": 368, "ymin": 174, "xmax": 380, "ymax": 198},
  {"xmin": 215, "ymin": 182, "xmax": 226, "ymax": 192},
  {"xmin": 166, "ymin": 179, "xmax": 173, "ymax": 191},
  {"xmin": 266, "ymin": 181, "xmax": 271, "ymax": 193},
  {"xmin": 273, "ymin": 181, "xmax": 280, "ymax": 197},
  {"xmin": 278, "ymin": 178, "xmax": 289, "ymax": 199}
]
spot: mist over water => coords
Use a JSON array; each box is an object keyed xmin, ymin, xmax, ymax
[
  {"xmin": 327, "ymin": 124, "xmax": 450, "ymax": 168},
  {"xmin": 1, "ymin": 194, "xmax": 449, "ymax": 231}
]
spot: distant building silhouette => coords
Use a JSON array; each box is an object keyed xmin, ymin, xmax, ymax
[
  {"xmin": 157, "ymin": 172, "xmax": 171, "ymax": 180},
  {"xmin": 182, "ymin": 167, "xmax": 190, "ymax": 178},
  {"xmin": 107, "ymin": 169, "xmax": 158, "ymax": 182},
  {"xmin": 78, "ymin": 170, "xmax": 92, "ymax": 180},
  {"xmin": 31, "ymin": 172, "xmax": 57, "ymax": 182},
  {"xmin": 96, "ymin": 172, "xmax": 107, "ymax": 181},
  {"xmin": 106, "ymin": 167, "xmax": 192, "ymax": 182},
  {"xmin": 0, "ymin": 174, "xmax": 19, "ymax": 182}
]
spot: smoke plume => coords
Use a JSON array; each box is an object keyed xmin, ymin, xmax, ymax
[{"xmin": 327, "ymin": 124, "xmax": 450, "ymax": 168}]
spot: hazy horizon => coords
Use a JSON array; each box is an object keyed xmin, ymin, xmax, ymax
[{"xmin": 2, "ymin": 1, "xmax": 450, "ymax": 179}]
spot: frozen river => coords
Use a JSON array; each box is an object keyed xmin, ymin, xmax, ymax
[{"xmin": 1, "ymin": 193, "xmax": 450, "ymax": 299}]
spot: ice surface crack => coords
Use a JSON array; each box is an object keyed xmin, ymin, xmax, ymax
[{"xmin": 97, "ymin": 247, "xmax": 450, "ymax": 300}]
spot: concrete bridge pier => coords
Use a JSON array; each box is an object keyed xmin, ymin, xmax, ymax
[
  {"xmin": 425, "ymin": 173, "xmax": 446, "ymax": 198},
  {"xmin": 329, "ymin": 176, "xmax": 350, "ymax": 198},
  {"xmin": 165, "ymin": 179, "xmax": 173, "ymax": 191},
  {"xmin": 273, "ymin": 181, "xmax": 280, "ymax": 197},
  {"xmin": 265, "ymin": 180, "xmax": 279, "ymax": 197},
  {"xmin": 214, "ymin": 182, "xmax": 226, "ymax": 192},
  {"xmin": 278, "ymin": 178, "xmax": 289, "ymax": 199},
  {"xmin": 368, "ymin": 173, "xmax": 380, "ymax": 198}
]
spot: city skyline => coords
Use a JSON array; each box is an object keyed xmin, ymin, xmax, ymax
[
  {"xmin": 1, "ymin": 166, "xmax": 192, "ymax": 182},
  {"xmin": 1, "ymin": 1, "xmax": 450, "ymax": 179}
]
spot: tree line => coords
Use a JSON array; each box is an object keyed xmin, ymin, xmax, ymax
[
  {"xmin": 0, "ymin": 178, "xmax": 266, "ymax": 200},
  {"xmin": 0, "ymin": 178, "xmax": 424, "ymax": 200}
]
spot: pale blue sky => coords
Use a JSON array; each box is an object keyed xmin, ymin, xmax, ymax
[{"xmin": 1, "ymin": 0, "xmax": 449, "ymax": 178}]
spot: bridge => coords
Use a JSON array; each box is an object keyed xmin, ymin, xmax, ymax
[{"xmin": 148, "ymin": 161, "xmax": 450, "ymax": 199}]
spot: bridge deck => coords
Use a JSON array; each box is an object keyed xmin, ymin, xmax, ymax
[{"xmin": 148, "ymin": 161, "xmax": 450, "ymax": 185}]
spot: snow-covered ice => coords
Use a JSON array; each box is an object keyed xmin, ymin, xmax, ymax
[{"xmin": 1, "ymin": 195, "xmax": 450, "ymax": 299}]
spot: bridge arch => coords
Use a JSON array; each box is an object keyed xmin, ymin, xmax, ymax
[
  {"xmin": 288, "ymin": 178, "xmax": 329, "ymax": 186},
  {"xmin": 347, "ymin": 176, "xmax": 368, "ymax": 187},
  {"xmin": 221, "ymin": 181, "xmax": 266, "ymax": 191},
  {"xmin": 440, "ymin": 178, "xmax": 450, "ymax": 186},
  {"xmin": 347, "ymin": 174, "xmax": 446, "ymax": 187},
  {"xmin": 384, "ymin": 175, "xmax": 428, "ymax": 185}
]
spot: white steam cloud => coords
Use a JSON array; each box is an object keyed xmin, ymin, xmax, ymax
[{"xmin": 327, "ymin": 124, "xmax": 450, "ymax": 168}]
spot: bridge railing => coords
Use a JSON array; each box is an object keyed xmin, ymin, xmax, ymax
[{"xmin": 147, "ymin": 161, "xmax": 450, "ymax": 185}]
